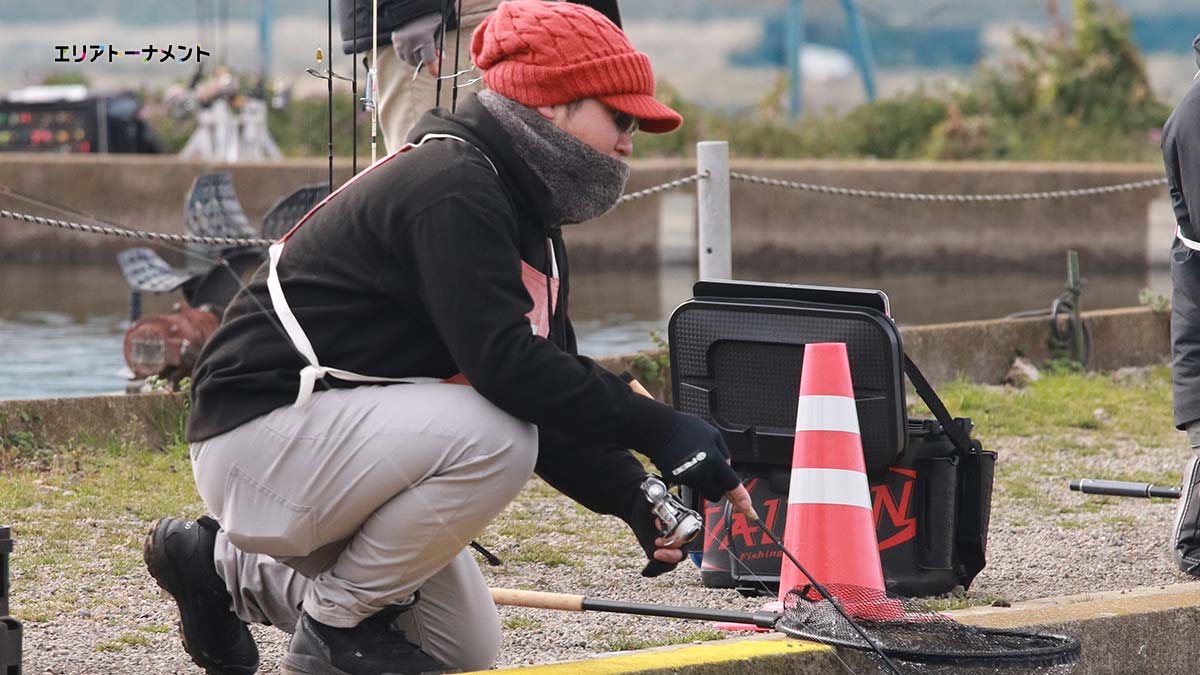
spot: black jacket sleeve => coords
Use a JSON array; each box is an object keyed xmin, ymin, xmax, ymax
[
  {"xmin": 407, "ymin": 186, "xmax": 676, "ymax": 456},
  {"xmin": 536, "ymin": 427, "xmax": 645, "ymax": 518}
]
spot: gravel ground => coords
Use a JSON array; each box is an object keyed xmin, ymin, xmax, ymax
[{"xmin": 12, "ymin": 367, "xmax": 1199, "ymax": 673}]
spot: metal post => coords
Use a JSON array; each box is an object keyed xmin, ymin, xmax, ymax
[
  {"xmin": 842, "ymin": 0, "xmax": 877, "ymax": 102},
  {"xmin": 259, "ymin": 0, "xmax": 272, "ymax": 86},
  {"xmin": 785, "ymin": 0, "xmax": 805, "ymax": 118},
  {"xmin": 0, "ymin": 526, "xmax": 22, "ymax": 673},
  {"xmin": 1066, "ymin": 250, "xmax": 1086, "ymax": 365},
  {"xmin": 697, "ymin": 141, "xmax": 732, "ymax": 280}
]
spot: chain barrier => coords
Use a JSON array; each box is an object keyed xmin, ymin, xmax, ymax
[
  {"xmin": 0, "ymin": 170, "xmax": 1172, "ymax": 246},
  {"xmin": 615, "ymin": 172, "xmax": 704, "ymax": 204},
  {"xmin": 729, "ymin": 172, "xmax": 1168, "ymax": 202},
  {"xmin": 0, "ymin": 208, "xmax": 274, "ymax": 247}
]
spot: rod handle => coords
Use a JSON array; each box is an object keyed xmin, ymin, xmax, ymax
[
  {"xmin": 1070, "ymin": 478, "xmax": 1181, "ymax": 499},
  {"xmin": 490, "ymin": 588, "xmax": 584, "ymax": 612}
]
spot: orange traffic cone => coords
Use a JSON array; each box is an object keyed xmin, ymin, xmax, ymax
[{"xmin": 780, "ymin": 342, "xmax": 898, "ymax": 619}]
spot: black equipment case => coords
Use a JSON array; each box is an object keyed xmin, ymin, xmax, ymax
[{"xmin": 669, "ymin": 280, "xmax": 995, "ymax": 597}]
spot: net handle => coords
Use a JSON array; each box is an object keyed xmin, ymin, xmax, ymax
[{"xmin": 489, "ymin": 588, "xmax": 779, "ymax": 628}]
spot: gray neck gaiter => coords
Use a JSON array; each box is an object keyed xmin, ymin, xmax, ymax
[{"xmin": 478, "ymin": 90, "xmax": 630, "ymax": 226}]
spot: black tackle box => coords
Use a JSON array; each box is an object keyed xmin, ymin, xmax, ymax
[{"xmin": 669, "ymin": 280, "xmax": 994, "ymax": 597}]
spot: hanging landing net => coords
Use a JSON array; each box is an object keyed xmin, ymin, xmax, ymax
[{"xmin": 776, "ymin": 584, "xmax": 1080, "ymax": 674}]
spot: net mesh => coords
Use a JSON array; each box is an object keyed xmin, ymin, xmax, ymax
[{"xmin": 776, "ymin": 584, "xmax": 1080, "ymax": 673}]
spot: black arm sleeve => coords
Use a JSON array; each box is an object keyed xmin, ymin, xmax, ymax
[
  {"xmin": 408, "ymin": 188, "xmax": 676, "ymax": 456},
  {"xmin": 535, "ymin": 427, "xmax": 646, "ymax": 518}
]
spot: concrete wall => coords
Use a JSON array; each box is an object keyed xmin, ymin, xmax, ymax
[
  {"xmin": 0, "ymin": 307, "xmax": 1168, "ymax": 450},
  {"xmin": 901, "ymin": 306, "xmax": 1171, "ymax": 385},
  {"xmin": 0, "ymin": 154, "xmax": 1165, "ymax": 272},
  {"xmin": 612, "ymin": 306, "xmax": 1170, "ymax": 401}
]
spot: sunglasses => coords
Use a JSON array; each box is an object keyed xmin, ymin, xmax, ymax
[{"xmin": 610, "ymin": 108, "xmax": 639, "ymax": 135}]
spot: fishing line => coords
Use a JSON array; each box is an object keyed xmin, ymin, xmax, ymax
[
  {"xmin": 0, "ymin": 187, "xmax": 301, "ymax": 366},
  {"xmin": 718, "ymin": 506, "xmax": 863, "ymax": 675},
  {"xmin": 352, "ymin": 0, "xmax": 359, "ymax": 175}
]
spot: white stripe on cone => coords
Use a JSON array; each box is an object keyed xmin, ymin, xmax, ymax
[
  {"xmin": 794, "ymin": 395, "xmax": 860, "ymax": 434},
  {"xmin": 788, "ymin": 468, "xmax": 872, "ymax": 509}
]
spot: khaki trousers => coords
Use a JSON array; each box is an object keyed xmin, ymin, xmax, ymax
[
  {"xmin": 375, "ymin": 20, "xmax": 489, "ymax": 151},
  {"xmin": 190, "ymin": 383, "xmax": 537, "ymax": 671}
]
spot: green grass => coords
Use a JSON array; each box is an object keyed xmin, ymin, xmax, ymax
[
  {"xmin": 507, "ymin": 542, "xmax": 582, "ymax": 568},
  {"xmin": 595, "ymin": 628, "xmax": 727, "ymax": 652},
  {"xmin": 909, "ymin": 366, "xmax": 1174, "ymax": 447},
  {"xmin": 95, "ymin": 632, "xmax": 152, "ymax": 652},
  {"xmin": 0, "ymin": 437, "xmax": 203, "ymax": 623},
  {"xmin": 917, "ymin": 595, "xmax": 1006, "ymax": 612},
  {"xmin": 0, "ymin": 364, "xmax": 1182, "ymax": 635},
  {"xmin": 501, "ymin": 615, "xmax": 543, "ymax": 630}
]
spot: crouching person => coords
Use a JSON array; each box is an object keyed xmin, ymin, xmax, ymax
[{"xmin": 142, "ymin": 3, "xmax": 753, "ymax": 674}]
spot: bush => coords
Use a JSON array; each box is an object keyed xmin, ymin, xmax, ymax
[
  {"xmin": 144, "ymin": 1, "xmax": 1167, "ymax": 163},
  {"xmin": 634, "ymin": 0, "xmax": 1167, "ymax": 163}
]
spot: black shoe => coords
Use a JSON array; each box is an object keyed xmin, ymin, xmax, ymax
[
  {"xmin": 281, "ymin": 601, "xmax": 455, "ymax": 675},
  {"xmin": 144, "ymin": 515, "xmax": 259, "ymax": 674},
  {"xmin": 1172, "ymin": 457, "xmax": 1200, "ymax": 575}
]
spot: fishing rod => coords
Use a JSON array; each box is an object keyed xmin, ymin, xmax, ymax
[
  {"xmin": 1070, "ymin": 478, "xmax": 1181, "ymax": 499},
  {"xmin": 327, "ymin": 0, "xmax": 334, "ymax": 192},
  {"xmin": 352, "ymin": 0, "xmax": 358, "ymax": 175}
]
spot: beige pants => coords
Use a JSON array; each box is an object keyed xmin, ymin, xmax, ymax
[
  {"xmin": 375, "ymin": 20, "xmax": 489, "ymax": 151},
  {"xmin": 190, "ymin": 383, "xmax": 537, "ymax": 670}
]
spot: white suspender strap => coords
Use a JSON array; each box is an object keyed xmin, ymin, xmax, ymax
[
  {"xmin": 268, "ymin": 132, "xmax": 497, "ymax": 407},
  {"xmin": 1178, "ymin": 225, "xmax": 1200, "ymax": 253},
  {"xmin": 268, "ymin": 243, "xmax": 437, "ymax": 407}
]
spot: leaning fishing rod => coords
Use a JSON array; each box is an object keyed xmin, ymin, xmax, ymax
[{"xmin": 1070, "ymin": 478, "xmax": 1182, "ymax": 499}]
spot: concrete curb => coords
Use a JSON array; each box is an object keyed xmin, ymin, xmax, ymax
[
  {"xmin": 0, "ymin": 392, "xmax": 185, "ymax": 451},
  {"xmin": 474, "ymin": 583, "xmax": 1200, "ymax": 674},
  {"xmin": 467, "ymin": 638, "xmax": 836, "ymax": 675}
]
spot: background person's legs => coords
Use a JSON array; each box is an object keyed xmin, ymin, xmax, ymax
[
  {"xmin": 192, "ymin": 383, "xmax": 535, "ymax": 658},
  {"xmin": 1171, "ymin": 240, "xmax": 1200, "ymax": 574},
  {"xmin": 375, "ymin": 22, "xmax": 487, "ymax": 151}
]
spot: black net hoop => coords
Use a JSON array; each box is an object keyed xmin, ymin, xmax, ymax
[{"xmin": 776, "ymin": 586, "xmax": 1081, "ymax": 670}]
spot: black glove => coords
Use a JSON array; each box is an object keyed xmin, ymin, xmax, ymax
[
  {"xmin": 653, "ymin": 412, "xmax": 740, "ymax": 502},
  {"xmin": 627, "ymin": 490, "xmax": 678, "ymax": 578}
]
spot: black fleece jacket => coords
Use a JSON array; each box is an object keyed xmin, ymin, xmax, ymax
[
  {"xmin": 186, "ymin": 94, "xmax": 667, "ymax": 521},
  {"xmin": 1164, "ymin": 50, "xmax": 1200, "ymax": 247}
]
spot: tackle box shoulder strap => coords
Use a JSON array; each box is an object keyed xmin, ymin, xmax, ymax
[
  {"xmin": 904, "ymin": 353, "xmax": 993, "ymax": 588},
  {"xmin": 902, "ymin": 353, "xmax": 975, "ymax": 454}
]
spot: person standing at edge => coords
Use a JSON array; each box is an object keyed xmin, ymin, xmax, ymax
[
  {"xmin": 143, "ymin": 3, "xmax": 754, "ymax": 675},
  {"xmin": 1165, "ymin": 34, "xmax": 1200, "ymax": 577},
  {"xmin": 337, "ymin": 0, "xmax": 623, "ymax": 150}
]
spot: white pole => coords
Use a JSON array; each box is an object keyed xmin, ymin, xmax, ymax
[
  {"xmin": 697, "ymin": 141, "xmax": 732, "ymax": 280},
  {"xmin": 371, "ymin": 0, "xmax": 379, "ymax": 164}
]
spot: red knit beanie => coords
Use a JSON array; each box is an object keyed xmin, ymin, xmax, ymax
[{"xmin": 470, "ymin": 1, "xmax": 682, "ymax": 134}]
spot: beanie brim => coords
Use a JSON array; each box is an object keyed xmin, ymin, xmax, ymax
[{"xmin": 597, "ymin": 93, "xmax": 683, "ymax": 134}]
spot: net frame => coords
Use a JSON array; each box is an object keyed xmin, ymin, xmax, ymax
[
  {"xmin": 726, "ymin": 516, "xmax": 1082, "ymax": 673},
  {"xmin": 775, "ymin": 586, "xmax": 1081, "ymax": 669}
]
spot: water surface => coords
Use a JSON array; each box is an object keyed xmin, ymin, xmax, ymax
[{"xmin": 0, "ymin": 262, "xmax": 1163, "ymax": 401}]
